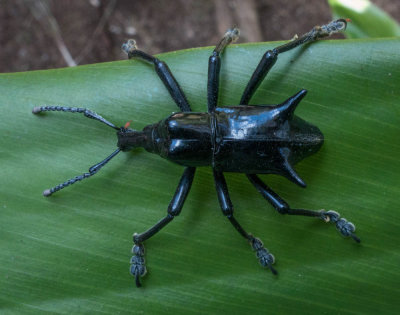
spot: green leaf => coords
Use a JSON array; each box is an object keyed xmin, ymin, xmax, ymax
[
  {"xmin": 0, "ymin": 38, "xmax": 399, "ymax": 314},
  {"xmin": 328, "ymin": 0, "xmax": 400, "ymax": 38}
]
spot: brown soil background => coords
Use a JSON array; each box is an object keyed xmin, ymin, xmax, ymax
[{"xmin": 1, "ymin": 0, "xmax": 399, "ymax": 72}]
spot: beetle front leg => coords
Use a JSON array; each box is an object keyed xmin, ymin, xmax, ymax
[
  {"xmin": 130, "ymin": 167, "xmax": 196, "ymax": 287},
  {"xmin": 214, "ymin": 170, "xmax": 277, "ymax": 275},
  {"xmin": 247, "ymin": 174, "xmax": 360, "ymax": 243},
  {"xmin": 122, "ymin": 40, "xmax": 192, "ymax": 112}
]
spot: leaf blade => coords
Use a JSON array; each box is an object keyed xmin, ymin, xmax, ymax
[{"xmin": 0, "ymin": 38, "xmax": 399, "ymax": 314}]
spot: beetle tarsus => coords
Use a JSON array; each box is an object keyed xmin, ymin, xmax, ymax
[
  {"xmin": 130, "ymin": 242, "xmax": 147, "ymax": 288},
  {"xmin": 214, "ymin": 27, "xmax": 240, "ymax": 54},
  {"xmin": 304, "ymin": 19, "xmax": 348, "ymax": 42},
  {"xmin": 251, "ymin": 237, "xmax": 277, "ymax": 275},
  {"xmin": 319, "ymin": 19, "xmax": 348, "ymax": 37},
  {"xmin": 321, "ymin": 210, "xmax": 361, "ymax": 243},
  {"xmin": 121, "ymin": 39, "xmax": 138, "ymax": 55}
]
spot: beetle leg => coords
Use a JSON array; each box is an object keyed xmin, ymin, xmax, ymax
[
  {"xmin": 240, "ymin": 19, "xmax": 348, "ymax": 105},
  {"xmin": 214, "ymin": 170, "xmax": 277, "ymax": 275},
  {"xmin": 130, "ymin": 167, "xmax": 196, "ymax": 287},
  {"xmin": 247, "ymin": 174, "xmax": 360, "ymax": 243},
  {"xmin": 208, "ymin": 28, "xmax": 240, "ymax": 112},
  {"xmin": 122, "ymin": 39, "xmax": 191, "ymax": 112}
]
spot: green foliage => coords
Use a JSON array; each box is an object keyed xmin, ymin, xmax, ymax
[
  {"xmin": 328, "ymin": 0, "xmax": 400, "ymax": 38},
  {"xmin": 0, "ymin": 39, "xmax": 399, "ymax": 314}
]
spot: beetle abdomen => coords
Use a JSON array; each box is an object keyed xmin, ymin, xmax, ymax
[{"xmin": 213, "ymin": 91, "xmax": 324, "ymax": 185}]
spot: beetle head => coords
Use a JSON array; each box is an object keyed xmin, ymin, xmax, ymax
[{"xmin": 117, "ymin": 127, "xmax": 147, "ymax": 151}]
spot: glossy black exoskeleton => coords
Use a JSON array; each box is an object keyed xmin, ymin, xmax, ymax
[
  {"xmin": 119, "ymin": 91, "xmax": 322, "ymax": 183},
  {"xmin": 33, "ymin": 19, "xmax": 360, "ymax": 288}
]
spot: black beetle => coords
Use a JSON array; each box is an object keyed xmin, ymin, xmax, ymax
[{"xmin": 33, "ymin": 19, "xmax": 360, "ymax": 287}]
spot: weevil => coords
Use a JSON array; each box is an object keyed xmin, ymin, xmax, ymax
[{"xmin": 33, "ymin": 19, "xmax": 360, "ymax": 287}]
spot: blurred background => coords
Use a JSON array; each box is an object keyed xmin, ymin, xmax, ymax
[{"xmin": 1, "ymin": 0, "xmax": 399, "ymax": 72}]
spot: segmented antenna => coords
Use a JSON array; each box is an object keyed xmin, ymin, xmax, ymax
[
  {"xmin": 32, "ymin": 106, "xmax": 119, "ymax": 130},
  {"xmin": 43, "ymin": 148, "xmax": 121, "ymax": 196}
]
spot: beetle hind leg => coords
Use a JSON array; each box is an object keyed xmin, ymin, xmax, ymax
[
  {"xmin": 247, "ymin": 174, "xmax": 361, "ymax": 243},
  {"xmin": 214, "ymin": 170, "xmax": 277, "ymax": 275}
]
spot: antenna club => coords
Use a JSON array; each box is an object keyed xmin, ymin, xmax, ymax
[
  {"xmin": 43, "ymin": 189, "xmax": 52, "ymax": 197},
  {"xmin": 32, "ymin": 106, "xmax": 42, "ymax": 114}
]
